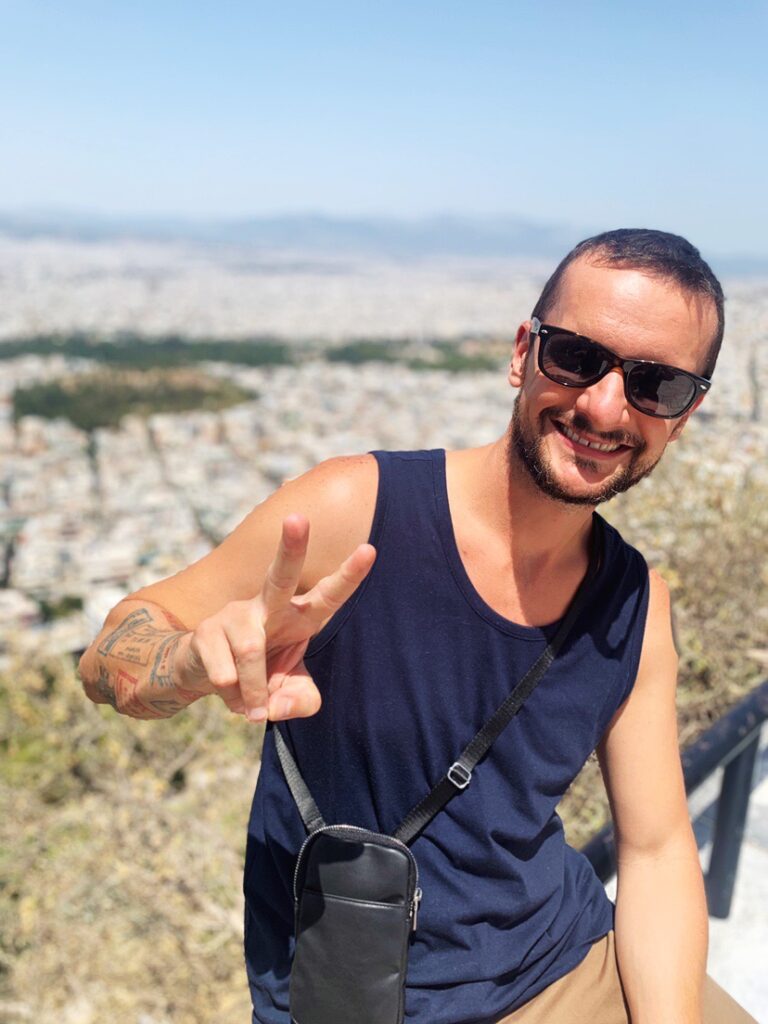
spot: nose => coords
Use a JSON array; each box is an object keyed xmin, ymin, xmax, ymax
[{"xmin": 572, "ymin": 366, "xmax": 630, "ymax": 430}]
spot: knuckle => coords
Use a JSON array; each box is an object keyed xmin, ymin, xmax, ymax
[
  {"xmin": 193, "ymin": 618, "xmax": 214, "ymax": 640},
  {"xmin": 234, "ymin": 639, "xmax": 265, "ymax": 663},
  {"xmin": 209, "ymin": 672, "xmax": 238, "ymax": 690},
  {"xmin": 266, "ymin": 566, "xmax": 295, "ymax": 591},
  {"xmin": 238, "ymin": 602, "xmax": 267, "ymax": 631},
  {"xmin": 194, "ymin": 615, "xmax": 227, "ymax": 644},
  {"xmin": 315, "ymin": 578, "xmax": 343, "ymax": 611},
  {"xmin": 190, "ymin": 622, "xmax": 222, "ymax": 660}
]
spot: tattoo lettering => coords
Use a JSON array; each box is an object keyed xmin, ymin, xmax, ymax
[
  {"xmin": 96, "ymin": 610, "xmax": 152, "ymax": 659},
  {"xmin": 149, "ymin": 631, "xmax": 184, "ymax": 689},
  {"xmin": 89, "ymin": 605, "xmax": 197, "ymax": 718},
  {"xmin": 97, "ymin": 608, "xmax": 184, "ymax": 668},
  {"xmin": 147, "ymin": 699, "xmax": 187, "ymax": 714},
  {"xmin": 94, "ymin": 665, "xmax": 118, "ymax": 709},
  {"xmin": 114, "ymin": 668, "xmax": 164, "ymax": 719}
]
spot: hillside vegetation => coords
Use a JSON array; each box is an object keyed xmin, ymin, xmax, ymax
[
  {"xmin": 3, "ymin": 332, "xmax": 506, "ymax": 376},
  {"xmin": 12, "ymin": 368, "xmax": 253, "ymax": 432}
]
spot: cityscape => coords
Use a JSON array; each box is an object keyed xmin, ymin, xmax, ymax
[{"xmin": 1, "ymin": 234, "xmax": 766, "ymax": 663}]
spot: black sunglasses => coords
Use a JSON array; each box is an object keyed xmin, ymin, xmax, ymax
[{"xmin": 530, "ymin": 318, "xmax": 711, "ymax": 419}]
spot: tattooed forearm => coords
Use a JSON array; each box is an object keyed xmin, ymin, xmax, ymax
[
  {"xmin": 81, "ymin": 602, "xmax": 203, "ymax": 720},
  {"xmin": 94, "ymin": 665, "xmax": 118, "ymax": 709},
  {"xmin": 149, "ymin": 631, "xmax": 184, "ymax": 688},
  {"xmin": 97, "ymin": 608, "xmax": 186, "ymax": 669},
  {"xmin": 147, "ymin": 698, "xmax": 189, "ymax": 714},
  {"xmin": 89, "ymin": 662, "xmax": 176, "ymax": 718}
]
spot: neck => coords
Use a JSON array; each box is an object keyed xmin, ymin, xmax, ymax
[{"xmin": 467, "ymin": 432, "xmax": 596, "ymax": 576}]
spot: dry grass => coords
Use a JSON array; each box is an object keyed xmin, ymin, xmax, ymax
[{"xmin": 1, "ymin": 661, "xmax": 261, "ymax": 1024}]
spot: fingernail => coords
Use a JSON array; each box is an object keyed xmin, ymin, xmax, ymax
[
  {"xmin": 271, "ymin": 698, "xmax": 293, "ymax": 720},
  {"xmin": 247, "ymin": 707, "xmax": 268, "ymax": 723}
]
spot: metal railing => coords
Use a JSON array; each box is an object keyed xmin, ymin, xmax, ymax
[{"xmin": 581, "ymin": 678, "xmax": 768, "ymax": 919}]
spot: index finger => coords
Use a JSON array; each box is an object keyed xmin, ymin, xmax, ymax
[
  {"xmin": 300, "ymin": 543, "xmax": 377, "ymax": 624},
  {"xmin": 260, "ymin": 514, "xmax": 310, "ymax": 614}
]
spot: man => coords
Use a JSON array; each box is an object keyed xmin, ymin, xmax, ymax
[{"xmin": 80, "ymin": 229, "xmax": 758, "ymax": 1023}]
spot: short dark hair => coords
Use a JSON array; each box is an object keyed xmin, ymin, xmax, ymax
[{"xmin": 531, "ymin": 228, "xmax": 725, "ymax": 378}]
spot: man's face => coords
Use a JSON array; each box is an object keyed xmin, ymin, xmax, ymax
[{"xmin": 508, "ymin": 257, "xmax": 717, "ymax": 507}]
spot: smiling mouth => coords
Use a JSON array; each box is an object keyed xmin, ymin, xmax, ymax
[{"xmin": 552, "ymin": 419, "xmax": 633, "ymax": 455}]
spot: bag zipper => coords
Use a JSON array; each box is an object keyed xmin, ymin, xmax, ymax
[
  {"xmin": 410, "ymin": 887, "xmax": 423, "ymax": 932},
  {"xmin": 293, "ymin": 823, "xmax": 421, "ymax": 912}
]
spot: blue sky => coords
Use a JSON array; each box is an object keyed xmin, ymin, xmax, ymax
[{"xmin": 1, "ymin": 0, "xmax": 767, "ymax": 255}]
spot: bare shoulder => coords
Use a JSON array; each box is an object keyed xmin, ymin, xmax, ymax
[
  {"xmin": 128, "ymin": 453, "xmax": 380, "ymax": 628},
  {"xmin": 640, "ymin": 567, "xmax": 676, "ymax": 658},
  {"xmin": 647, "ymin": 566, "xmax": 671, "ymax": 610}
]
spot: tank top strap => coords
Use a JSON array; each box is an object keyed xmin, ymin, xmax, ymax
[
  {"xmin": 367, "ymin": 447, "xmax": 447, "ymax": 560},
  {"xmin": 305, "ymin": 448, "xmax": 442, "ymax": 656}
]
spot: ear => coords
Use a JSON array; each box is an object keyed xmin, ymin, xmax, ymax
[
  {"xmin": 668, "ymin": 393, "xmax": 705, "ymax": 441},
  {"xmin": 509, "ymin": 322, "xmax": 533, "ymax": 388}
]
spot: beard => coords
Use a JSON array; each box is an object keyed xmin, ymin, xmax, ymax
[{"xmin": 509, "ymin": 393, "xmax": 663, "ymax": 507}]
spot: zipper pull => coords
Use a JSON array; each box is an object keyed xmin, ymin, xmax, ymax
[{"xmin": 411, "ymin": 888, "xmax": 423, "ymax": 932}]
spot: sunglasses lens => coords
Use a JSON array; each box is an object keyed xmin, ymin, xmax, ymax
[
  {"xmin": 541, "ymin": 334, "xmax": 607, "ymax": 385},
  {"xmin": 627, "ymin": 365, "xmax": 696, "ymax": 417}
]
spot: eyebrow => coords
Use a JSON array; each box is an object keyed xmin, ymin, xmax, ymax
[{"xmin": 540, "ymin": 322, "xmax": 703, "ymax": 374}]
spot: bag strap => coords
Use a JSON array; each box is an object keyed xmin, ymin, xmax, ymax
[
  {"xmin": 276, "ymin": 516, "xmax": 603, "ymax": 845},
  {"xmin": 274, "ymin": 727, "xmax": 326, "ymax": 834},
  {"xmin": 394, "ymin": 516, "xmax": 601, "ymax": 844}
]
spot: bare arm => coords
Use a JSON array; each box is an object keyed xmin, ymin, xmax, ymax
[
  {"xmin": 597, "ymin": 570, "xmax": 707, "ymax": 1024},
  {"xmin": 79, "ymin": 455, "xmax": 378, "ymax": 721}
]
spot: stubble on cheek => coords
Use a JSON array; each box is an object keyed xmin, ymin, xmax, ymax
[{"xmin": 509, "ymin": 395, "xmax": 662, "ymax": 506}]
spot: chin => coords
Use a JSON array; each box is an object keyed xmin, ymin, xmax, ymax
[{"xmin": 509, "ymin": 403, "xmax": 662, "ymax": 507}]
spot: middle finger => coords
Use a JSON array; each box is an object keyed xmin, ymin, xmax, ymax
[{"xmin": 260, "ymin": 515, "xmax": 310, "ymax": 615}]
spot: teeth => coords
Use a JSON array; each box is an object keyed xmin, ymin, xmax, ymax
[{"xmin": 560, "ymin": 423, "xmax": 622, "ymax": 453}]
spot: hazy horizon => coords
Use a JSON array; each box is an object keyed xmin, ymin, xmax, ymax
[
  {"xmin": 3, "ymin": 2, "xmax": 767, "ymax": 257},
  {"xmin": 2, "ymin": 209, "xmax": 767, "ymax": 274}
]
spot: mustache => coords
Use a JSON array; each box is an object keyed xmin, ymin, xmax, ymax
[{"xmin": 551, "ymin": 410, "xmax": 645, "ymax": 450}]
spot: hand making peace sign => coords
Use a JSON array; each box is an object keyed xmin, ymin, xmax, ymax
[{"xmin": 177, "ymin": 514, "xmax": 376, "ymax": 722}]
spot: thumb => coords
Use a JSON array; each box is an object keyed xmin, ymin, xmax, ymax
[{"xmin": 267, "ymin": 660, "xmax": 322, "ymax": 721}]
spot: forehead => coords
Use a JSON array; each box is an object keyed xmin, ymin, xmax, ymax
[{"xmin": 547, "ymin": 257, "xmax": 717, "ymax": 372}]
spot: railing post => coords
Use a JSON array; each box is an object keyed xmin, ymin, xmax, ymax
[{"xmin": 705, "ymin": 733, "xmax": 761, "ymax": 918}]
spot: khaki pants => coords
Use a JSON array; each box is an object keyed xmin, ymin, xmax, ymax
[{"xmin": 498, "ymin": 930, "xmax": 758, "ymax": 1023}]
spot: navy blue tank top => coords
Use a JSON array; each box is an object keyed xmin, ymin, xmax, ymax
[{"xmin": 244, "ymin": 449, "xmax": 649, "ymax": 1024}]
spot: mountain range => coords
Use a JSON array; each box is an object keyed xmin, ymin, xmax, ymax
[{"xmin": 1, "ymin": 211, "xmax": 766, "ymax": 276}]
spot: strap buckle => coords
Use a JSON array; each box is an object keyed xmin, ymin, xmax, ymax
[{"xmin": 447, "ymin": 761, "xmax": 472, "ymax": 790}]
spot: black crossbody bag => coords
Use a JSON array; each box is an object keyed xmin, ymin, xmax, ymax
[{"xmin": 275, "ymin": 519, "xmax": 601, "ymax": 1024}]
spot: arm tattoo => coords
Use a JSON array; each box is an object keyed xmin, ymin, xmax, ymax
[
  {"xmin": 114, "ymin": 667, "xmax": 165, "ymax": 718},
  {"xmin": 89, "ymin": 605, "xmax": 196, "ymax": 719},
  {"xmin": 147, "ymin": 698, "xmax": 188, "ymax": 714},
  {"xmin": 97, "ymin": 608, "xmax": 185, "ymax": 669},
  {"xmin": 94, "ymin": 665, "xmax": 118, "ymax": 709},
  {"xmin": 149, "ymin": 631, "xmax": 183, "ymax": 689}
]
